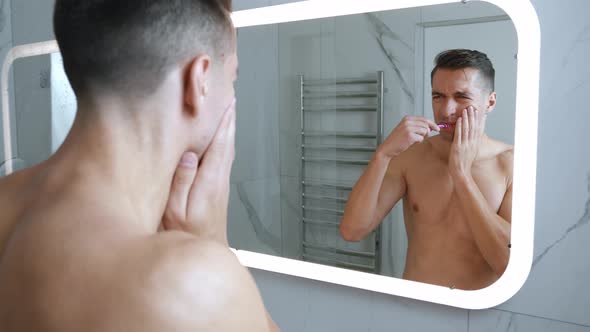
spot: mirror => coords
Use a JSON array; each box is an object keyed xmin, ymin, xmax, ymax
[
  {"xmin": 0, "ymin": 0, "xmax": 540, "ymax": 309},
  {"xmin": 228, "ymin": 0, "xmax": 517, "ymax": 291}
]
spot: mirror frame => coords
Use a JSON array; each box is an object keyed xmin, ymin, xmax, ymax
[{"xmin": 0, "ymin": 0, "xmax": 539, "ymax": 309}]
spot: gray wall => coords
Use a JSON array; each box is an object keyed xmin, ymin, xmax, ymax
[
  {"xmin": 5, "ymin": 0, "xmax": 590, "ymax": 331},
  {"xmin": 10, "ymin": 0, "xmax": 54, "ymax": 167}
]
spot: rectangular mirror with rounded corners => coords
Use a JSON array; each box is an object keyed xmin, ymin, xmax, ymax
[{"xmin": 0, "ymin": 0, "xmax": 539, "ymax": 309}]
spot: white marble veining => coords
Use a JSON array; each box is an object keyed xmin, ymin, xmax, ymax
[
  {"xmin": 562, "ymin": 22, "xmax": 590, "ymax": 68},
  {"xmin": 364, "ymin": 12, "xmax": 414, "ymax": 104},
  {"xmin": 228, "ymin": 178, "xmax": 283, "ymax": 256},
  {"xmin": 532, "ymin": 174, "xmax": 590, "ymax": 267},
  {"xmin": 494, "ymin": 1, "xmax": 590, "ymax": 325}
]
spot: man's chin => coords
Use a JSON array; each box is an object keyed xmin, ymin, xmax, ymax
[{"xmin": 438, "ymin": 131, "xmax": 455, "ymax": 141}]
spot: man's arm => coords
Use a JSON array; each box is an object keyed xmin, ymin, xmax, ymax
[
  {"xmin": 151, "ymin": 238, "xmax": 272, "ymax": 332},
  {"xmin": 339, "ymin": 152, "xmax": 405, "ymax": 241},
  {"xmin": 340, "ymin": 116, "xmax": 439, "ymax": 242},
  {"xmin": 453, "ymin": 173, "xmax": 512, "ymax": 277},
  {"xmin": 449, "ymin": 107, "xmax": 512, "ymax": 277}
]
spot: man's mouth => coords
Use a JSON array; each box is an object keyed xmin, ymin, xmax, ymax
[{"xmin": 438, "ymin": 123, "xmax": 455, "ymax": 130}]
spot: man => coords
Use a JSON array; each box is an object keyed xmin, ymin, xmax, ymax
[
  {"xmin": 0, "ymin": 0, "xmax": 279, "ymax": 331},
  {"xmin": 340, "ymin": 49, "xmax": 513, "ymax": 290}
]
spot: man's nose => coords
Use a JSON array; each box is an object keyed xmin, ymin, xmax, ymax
[{"xmin": 441, "ymin": 100, "xmax": 459, "ymax": 119}]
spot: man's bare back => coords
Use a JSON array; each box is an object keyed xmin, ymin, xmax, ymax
[
  {"xmin": 396, "ymin": 134, "xmax": 512, "ymax": 290},
  {"xmin": 0, "ymin": 1, "xmax": 282, "ymax": 331},
  {"xmin": 0, "ymin": 164, "xmax": 269, "ymax": 332}
]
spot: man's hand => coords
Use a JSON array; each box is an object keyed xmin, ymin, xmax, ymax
[
  {"xmin": 449, "ymin": 106, "xmax": 486, "ymax": 179},
  {"xmin": 377, "ymin": 116, "xmax": 439, "ymax": 159},
  {"xmin": 161, "ymin": 99, "xmax": 236, "ymax": 245}
]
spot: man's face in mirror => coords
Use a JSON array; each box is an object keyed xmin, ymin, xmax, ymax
[{"xmin": 431, "ymin": 67, "xmax": 496, "ymax": 141}]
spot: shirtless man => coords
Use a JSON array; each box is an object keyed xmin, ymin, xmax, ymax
[
  {"xmin": 340, "ymin": 49, "xmax": 512, "ymax": 290},
  {"xmin": 0, "ymin": 0, "xmax": 279, "ymax": 331}
]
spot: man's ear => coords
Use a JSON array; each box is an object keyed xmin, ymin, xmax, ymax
[
  {"xmin": 486, "ymin": 91, "xmax": 497, "ymax": 113},
  {"xmin": 184, "ymin": 54, "xmax": 211, "ymax": 118}
]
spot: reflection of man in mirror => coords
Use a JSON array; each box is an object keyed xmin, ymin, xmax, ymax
[
  {"xmin": 0, "ymin": 0, "xmax": 279, "ymax": 331},
  {"xmin": 341, "ymin": 49, "xmax": 512, "ymax": 290}
]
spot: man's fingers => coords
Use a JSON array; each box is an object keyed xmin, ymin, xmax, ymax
[
  {"xmin": 164, "ymin": 152, "xmax": 199, "ymax": 225},
  {"xmin": 184, "ymin": 100, "xmax": 236, "ymax": 240},
  {"xmin": 455, "ymin": 116, "xmax": 462, "ymax": 144},
  {"xmin": 425, "ymin": 118, "xmax": 440, "ymax": 132},
  {"xmin": 190, "ymin": 98, "xmax": 236, "ymax": 205},
  {"xmin": 406, "ymin": 117, "xmax": 439, "ymax": 132},
  {"xmin": 468, "ymin": 107, "xmax": 475, "ymax": 140},
  {"xmin": 462, "ymin": 109, "xmax": 469, "ymax": 142},
  {"xmin": 473, "ymin": 109, "xmax": 480, "ymax": 140},
  {"xmin": 198, "ymin": 99, "xmax": 236, "ymax": 178},
  {"xmin": 408, "ymin": 125, "xmax": 430, "ymax": 137},
  {"xmin": 410, "ymin": 132, "xmax": 425, "ymax": 143}
]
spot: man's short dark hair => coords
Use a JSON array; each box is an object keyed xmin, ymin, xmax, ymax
[
  {"xmin": 53, "ymin": 0, "xmax": 233, "ymax": 99},
  {"xmin": 430, "ymin": 49, "xmax": 495, "ymax": 93}
]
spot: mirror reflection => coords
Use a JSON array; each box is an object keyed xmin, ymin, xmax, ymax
[
  {"xmin": 2, "ymin": 1, "xmax": 518, "ymax": 292},
  {"xmin": 229, "ymin": 1, "xmax": 517, "ymax": 290}
]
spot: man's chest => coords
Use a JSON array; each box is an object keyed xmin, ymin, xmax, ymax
[{"xmin": 403, "ymin": 160, "xmax": 508, "ymax": 222}]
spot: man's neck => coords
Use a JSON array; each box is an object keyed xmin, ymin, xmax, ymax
[{"xmin": 47, "ymin": 102, "xmax": 183, "ymax": 234}]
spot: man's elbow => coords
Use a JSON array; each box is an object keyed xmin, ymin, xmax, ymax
[
  {"xmin": 339, "ymin": 223, "xmax": 366, "ymax": 242},
  {"xmin": 492, "ymin": 254, "xmax": 510, "ymax": 278}
]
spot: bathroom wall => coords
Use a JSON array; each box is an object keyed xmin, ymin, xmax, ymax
[
  {"xmin": 5, "ymin": 0, "xmax": 590, "ymax": 331},
  {"xmin": 9, "ymin": 0, "xmax": 53, "ymax": 167}
]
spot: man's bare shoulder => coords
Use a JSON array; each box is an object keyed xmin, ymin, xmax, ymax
[
  {"xmin": 383, "ymin": 137, "xmax": 438, "ymax": 179},
  {"xmin": 484, "ymin": 138, "xmax": 514, "ymax": 177},
  {"xmin": 0, "ymin": 167, "xmax": 41, "ymax": 256},
  {"xmin": 149, "ymin": 232, "xmax": 250, "ymax": 283},
  {"xmin": 0, "ymin": 167, "xmax": 34, "ymax": 199},
  {"xmin": 143, "ymin": 232, "xmax": 269, "ymax": 331},
  {"xmin": 388, "ymin": 137, "xmax": 431, "ymax": 164},
  {"xmin": 401, "ymin": 136, "xmax": 438, "ymax": 163}
]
